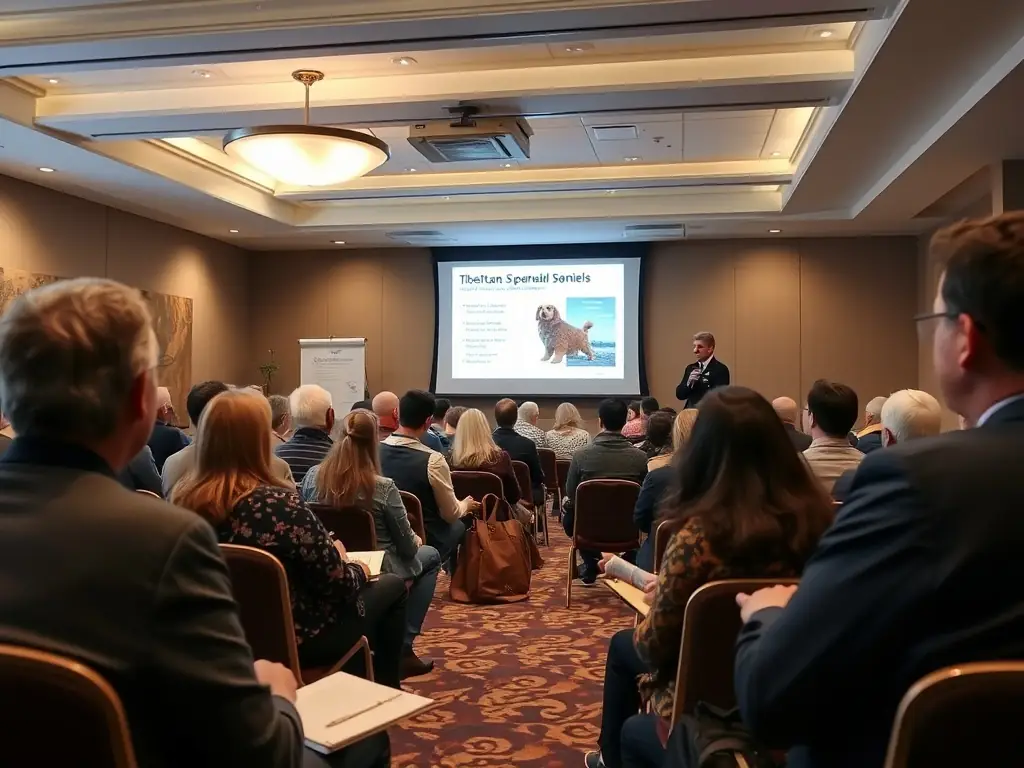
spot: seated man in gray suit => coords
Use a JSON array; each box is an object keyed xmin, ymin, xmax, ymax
[{"xmin": 0, "ymin": 277, "xmax": 386, "ymax": 768}]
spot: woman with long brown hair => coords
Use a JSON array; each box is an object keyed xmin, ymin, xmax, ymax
[
  {"xmin": 302, "ymin": 408, "xmax": 440, "ymax": 677},
  {"xmin": 587, "ymin": 386, "xmax": 833, "ymax": 768},
  {"xmin": 171, "ymin": 389, "xmax": 408, "ymax": 689}
]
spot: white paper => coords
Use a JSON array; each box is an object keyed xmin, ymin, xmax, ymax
[
  {"xmin": 298, "ymin": 338, "xmax": 366, "ymax": 417},
  {"xmin": 346, "ymin": 550, "xmax": 384, "ymax": 577}
]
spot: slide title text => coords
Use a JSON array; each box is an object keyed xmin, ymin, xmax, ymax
[{"xmin": 459, "ymin": 272, "xmax": 591, "ymax": 287}]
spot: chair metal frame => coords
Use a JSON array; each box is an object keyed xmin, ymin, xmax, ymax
[
  {"xmin": 220, "ymin": 544, "xmax": 372, "ymax": 685},
  {"xmin": 511, "ymin": 459, "xmax": 549, "ymax": 546},
  {"xmin": 555, "ymin": 460, "xmax": 571, "ymax": 522},
  {"xmin": 0, "ymin": 643, "xmax": 139, "ymax": 768}
]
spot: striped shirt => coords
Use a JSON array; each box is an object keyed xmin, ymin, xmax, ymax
[{"xmin": 274, "ymin": 427, "xmax": 333, "ymax": 485}]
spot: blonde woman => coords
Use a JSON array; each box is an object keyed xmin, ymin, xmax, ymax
[
  {"xmin": 448, "ymin": 408, "xmax": 522, "ymax": 511},
  {"xmin": 302, "ymin": 409, "xmax": 439, "ymax": 677},
  {"xmin": 171, "ymin": 389, "xmax": 407, "ymax": 689},
  {"xmin": 634, "ymin": 408, "xmax": 699, "ymax": 570},
  {"xmin": 545, "ymin": 402, "xmax": 591, "ymax": 459}
]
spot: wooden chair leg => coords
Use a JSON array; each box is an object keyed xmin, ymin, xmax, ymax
[{"xmin": 565, "ymin": 545, "xmax": 575, "ymax": 608}]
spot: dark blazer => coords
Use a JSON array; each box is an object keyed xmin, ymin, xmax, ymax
[
  {"xmin": 147, "ymin": 420, "xmax": 190, "ymax": 472},
  {"xmin": 784, "ymin": 422, "xmax": 813, "ymax": 452},
  {"xmin": 734, "ymin": 396, "xmax": 1024, "ymax": 768},
  {"xmin": 117, "ymin": 445, "xmax": 163, "ymax": 496},
  {"xmin": 675, "ymin": 357, "xmax": 730, "ymax": 407},
  {"xmin": 0, "ymin": 437, "xmax": 310, "ymax": 768},
  {"xmin": 633, "ymin": 464, "xmax": 673, "ymax": 571},
  {"xmin": 830, "ymin": 468, "xmax": 856, "ymax": 502},
  {"xmin": 493, "ymin": 426, "xmax": 544, "ymax": 495}
]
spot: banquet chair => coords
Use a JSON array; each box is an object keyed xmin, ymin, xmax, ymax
[{"xmin": 566, "ymin": 479, "xmax": 641, "ymax": 607}]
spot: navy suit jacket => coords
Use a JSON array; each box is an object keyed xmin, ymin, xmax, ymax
[
  {"xmin": 675, "ymin": 357, "xmax": 730, "ymax": 407},
  {"xmin": 734, "ymin": 396, "xmax": 1024, "ymax": 768}
]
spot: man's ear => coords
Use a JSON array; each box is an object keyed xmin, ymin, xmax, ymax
[
  {"xmin": 325, "ymin": 407, "xmax": 335, "ymax": 432},
  {"xmin": 882, "ymin": 427, "xmax": 896, "ymax": 447},
  {"xmin": 959, "ymin": 312, "xmax": 984, "ymax": 371}
]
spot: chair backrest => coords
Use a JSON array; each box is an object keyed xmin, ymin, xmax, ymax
[
  {"xmin": 450, "ymin": 471, "xmax": 504, "ymax": 510},
  {"xmin": 537, "ymin": 448, "xmax": 558, "ymax": 492},
  {"xmin": 399, "ymin": 490, "xmax": 427, "ymax": 540},
  {"xmin": 510, "ymin": 460, "xmax": 532, "ymax": 502},
  {"xmin": 135, "ymin": 489, "xmax": 160, "ymax": 498},
  {"xmin": 220, "ymin": 544, "xmax": 303, "ymax": 680},
  {"xmin": 672, "ymin": 578, "xmax": 801, "ymax": 724},
  {"xmin": 555, "ymin": 460, "xmax": 571, "ymax": 498},
  {"xmin": 573, "ymin": 479, "xmax": 641, "ymax": 552},
  {"xmin": 653, "ymin": 517, "xmax": 687, "ymax": 573},
  {"xmin": 309, "ymin": 503, "xmax": 378, "ymax": 551},
  {"xmin": 0, "ymin": 644, "xmax": 138, "ymax": 768},
  {"xmin": 884, "ymin": 662, "xmax": 1024, "ymax": 768}
]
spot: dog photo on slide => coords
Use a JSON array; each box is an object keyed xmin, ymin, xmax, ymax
[{"xmin": 535, "ymin": 304, "xmax": 595, "ymax": 364}]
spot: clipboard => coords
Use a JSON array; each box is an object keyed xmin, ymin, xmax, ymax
[{"xmin": 602, "ymin": 577, "xmax": 650, "ymax": 617}]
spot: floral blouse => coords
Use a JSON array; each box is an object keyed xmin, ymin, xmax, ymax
[
  {"xmin": 216, "ymin": 485, "xmax": 367, "ymax": 644},
  {"xmin": 633, "ymin": 517, "xmax": 800, "ymax": 717},
  {"xmin": 545, "ymin": 427, "xmax": 591, "ymax": 460}
]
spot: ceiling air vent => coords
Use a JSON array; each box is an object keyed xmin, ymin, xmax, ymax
[
  {"xmin": 386, "ymin": 230, "xmax": 456, "ymax": 244},
  {"xmin": 591, "ymin": 125, "xmax": 639, "ymax": 141},
  {"xmin": 408, "ymin": 117, "xmax": 531, "ymax": 163},
  {"xmin": 624, "ymin": 223, "xmax": 686, "ymax": 238}
]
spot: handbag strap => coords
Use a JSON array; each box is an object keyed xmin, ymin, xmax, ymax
[{"xmin": 480, "ymin": 493, "xmax": 501, "ymax": 522}]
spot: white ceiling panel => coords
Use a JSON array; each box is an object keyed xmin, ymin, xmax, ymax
[
  {"xmin": 760, "ymin": 106, "xmax": 815, "ymax": 160},
  {"xmin": 683, "ymin": 112, "xmax": 773, "ymax": 162},
  {"xmin": 588, "ymin": 120, "xmax": 684, "ymax": 164}
]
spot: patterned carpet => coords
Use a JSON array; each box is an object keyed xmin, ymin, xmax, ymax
[{"xmin": 392, "ymin": 515, "xmax": 635, "ymax": 767}]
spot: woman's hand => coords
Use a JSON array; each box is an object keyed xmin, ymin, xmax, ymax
[
  {"xmin": 333, "ymin": 539, "xmax": 347, "ymax": 558},
  {"xmin": 598, "ymin": 552, "xmax": 615, "ymax": 573},
  {"xmin": 642, "ymin": 577, "xmax": 657, "ymax": 605}
]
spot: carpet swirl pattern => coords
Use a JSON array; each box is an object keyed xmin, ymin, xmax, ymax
[{"xmin": 392, "ymin": 520, "xmax": 634, "ymax": 767}]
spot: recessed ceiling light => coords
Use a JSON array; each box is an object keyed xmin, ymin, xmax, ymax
[
  {"xmin": 47, "ymin": 78, "xmax": 59, "ymax": 84},
  {"xmin": 332, "ymin": 240, "xmax": 346, "ymax": 245},
  {"xmin": 606, "ymin": 189, "xmax": 617, "ymax": 195},
  {"xmin": 192, "ymin": 69, "xmax": 212, "ymax": 79},
  {"xmin": 500, "ymin": 163, "xmax": 512, "ymax": 168},
  {"xmin": 770, "ymin": 151, "xmax": 782, "ymax": 157},
  {"xmin": 624, "ymin": 156, "xmax": 641, "ymax": 162},
  {"xmin": 442, "ymin": 196, "xmax": 451, "ymax": 201},
  {"xmin": 564, "ymin": 43, "xmax": 595, "ymax": 53},
  {"xmin": 816, "ymin": 29, "xmax": 834, "ymax": 38},
  {"xmin": 38, "ymin": 167, "xmax": 55, "ymax": 173},
  {"xmin": 769, "ymin": 229, "xmax": 782, "ymax": 233},
  {"xmin": 229, "ymin": 229, "xmax": 239, "ymax": 233},
  {"xmin": 406, "ymin": 167, "xmax": 417, "ymax": 173},
  {"xmin": 391, "ymin": 57, "xmax": 417, "ymax": 66}
]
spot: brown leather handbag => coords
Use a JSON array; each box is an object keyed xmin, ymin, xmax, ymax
[{"xmin": 449, "ymin": 494, "xmax": 544, "ymax": 604}]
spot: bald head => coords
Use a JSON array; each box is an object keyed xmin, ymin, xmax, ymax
[
  {"xmin": 372, "ymin": 391, "xmax": 400, "ymax": 430},
  {"xmin": 864, "ymin": 396, "xmax": 888, "ymax": 427},
  {"xmin": 772, "ymin": 396, "xmax": 800, "ymax": 426}
]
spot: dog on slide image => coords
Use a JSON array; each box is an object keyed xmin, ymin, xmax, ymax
[{"xmin": 535, "ymin": 304, "xmax": 595, "ymax": 364}]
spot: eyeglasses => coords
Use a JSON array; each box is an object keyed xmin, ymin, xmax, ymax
[{"xmin": 914, "ymin": 310, "xmax": 959, "ymax": 323}]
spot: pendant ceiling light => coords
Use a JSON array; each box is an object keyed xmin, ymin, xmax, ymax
[{"xmin": 223, "ymin": 70, "xmax": 390, "ymax": 187}]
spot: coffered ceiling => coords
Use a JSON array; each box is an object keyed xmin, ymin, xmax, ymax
[{"xmin": 0, "ymin": 0, "xmax": 1021, "ymax": 248}]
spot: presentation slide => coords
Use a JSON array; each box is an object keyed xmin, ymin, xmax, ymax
[{"xmin": 433, "ymin": 249, "xmax": 644, "ymax": 397}]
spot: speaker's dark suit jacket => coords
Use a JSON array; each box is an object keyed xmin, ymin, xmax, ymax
[
  {"xmin": 734, "ymin": 395, "xmax": 1024, "ymax": 768},
  {"xmin": 0, "ymin": 436, "xmax": 384, "ymax": 768},
  {"xmin": 675, "ymin": 357, "xmax": 730, "ymax": 407}
]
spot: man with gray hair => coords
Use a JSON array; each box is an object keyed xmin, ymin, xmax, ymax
[
  {"xmin": 514, "ymin": 401, "xmax": 548, "ymax": 448},
  {"xmin": 855, "ymin": 395, "xmax": 889, "ymax": 454},
  {"xmin": 675, "ymin": 331, "xmax": 730, "ymax": 407},
  {"xmin": 0, "ymin": 278, "xmax": 388, "ymax": 767},
  {"xmin": 832, "ymin": 389, "xmax": 943, "ymax": 501},
  {"xmin": 275, "ymin": 383, "xmax": 335, "ymax": 484},
  {"xmin": 268, "ymin": 394, "xmax": 292, "ymax": 447}
]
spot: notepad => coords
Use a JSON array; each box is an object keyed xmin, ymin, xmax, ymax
[
  {"xmin": 296, "ymin": 671, "xmax": 435, "ymax": 754},
  {"xmin": 603, "ymin": 577, "xmax": 651, "ymax": 617},
  {"xmin": 346, "ymin": 550, "xmax": 384, "ymax": 577}
]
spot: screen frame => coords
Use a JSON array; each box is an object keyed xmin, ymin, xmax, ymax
[{"xmin": 429, "ymin": 243, "xmax": 649, "ymax": 399}]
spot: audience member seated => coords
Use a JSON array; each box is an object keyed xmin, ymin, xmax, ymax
[
  {"xmin": 831, "ymin": 388, "xmax": 942, "ymax": 501},
  {"xmin": 147, "ymin": 385, "xmax": 190, "ymax": 471},
  {"xmin": 351, "ymin": 398, "xmax": 371, "ymax": 412},
  {"xmin": 372, "ymin": 391, "xmax": 400, "ymax": 441},
  {"xmin": 732, "ymin": 212, "xmax": 1024, "ymax": 768},
  {"xmin": 118, "ymin": 445, "xmax": 163, "ymax": 495},
  {"xmin": 449, "ymin": 408, "xmax": 530, "ymax": 525},
  {"xmin": 514, "ymin": 400, "xmax": 549, "ymax": 448},
  {"xmin": 493, "ymin": 398, "xmax": 546, "ymax": 508},
  {"xmin": 801, "ymin": 379, "xmax": 864, "ymax": 493},
  {"xmin": 621, "ymin": 400, "xmax": 646, "ymax": 439},
  {"xmin": 854, "ymin": 395, "xmax": 888, "ymax": 454},
  {"xmin": 563, "ymin": 399, "xmax": 648, "ymax": 585},
  {"xmin": 624, "ymin": 396, "xmax": 661, "ymax": 442},
  {"xmin": 634, "ymin": 409, "xmax": 697, "ymax": 571},
  {"xmin": 268, "ymin": 393, "xmax": 293, "ymax": 446},
  {"xmin": 301, "ymin": 409, "xmax": 439, "ymax": 679},
  {"xmin": 172, "ymin": 388, "xmax": 408, "ymax": 689},
  {"xmin": 637, "ymin": 409, "xmax": 674, "ymax": 460},
  {"xmin": 443, "ymin": 405, "xmax": 466, "ymax": 443},
  {"xmin": 546, "ymin": 402, "xmax": 592, "ymax": 459},
  {"xmin": 429, "ymin": 397, "xmax": 452, "ymax": 451},
  {"xmin": 162, "ymin": 380, "xmax": 295, "ymax": 495},
  {"xmin": 380, "ymin": 390, "xmax": 478, "ymax": 571},
  {"xmin": 772, "ymin": 396, "xmax": 812, "ymax": 451},
  {"xmin": 275, "ymin": 384, "xmax": 335, "ymax": 485},
  {"xmin": 588, "ymin": 386, "xmax": 832, "ymax": 768},
  {"xmin": 0, "ymin": 277, "xmax": 388, "ymax": 767}
]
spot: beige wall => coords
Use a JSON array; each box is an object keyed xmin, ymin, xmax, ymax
[
  {"xmin": 0, "ymin": 175, "xmax": 251, "ymax": 387},
  {"xmin": 250, "ymin": 237, "xmax": 920, "ymax": 429}
]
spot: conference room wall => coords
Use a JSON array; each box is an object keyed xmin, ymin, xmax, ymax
[
  {"xmin": 248, "ymin": 236, "xmax": 919, "ymax": 429},
  {"xmin": 0, "ymin": 175, "xmax": 251, "ymax": 388}
]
